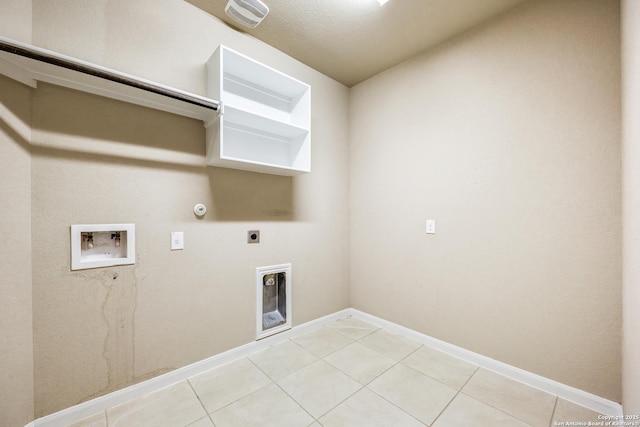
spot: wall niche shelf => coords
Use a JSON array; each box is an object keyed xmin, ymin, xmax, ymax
[{"xmin": 206, "ymin": 45, "xmax": 311, "ymax": 176}]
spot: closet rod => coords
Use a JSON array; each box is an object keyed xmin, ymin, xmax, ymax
[{"xmin": 0, "ymin": 37, "xmax": 220, "ymax": 111}]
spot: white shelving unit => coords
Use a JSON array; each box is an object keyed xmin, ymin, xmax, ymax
[
  {"xmin": 0, "ymin": 38, "xmax": 311, "ymax": 176},
  {"xmin": 206, "ymin": 45, "xmax": 311, "ymax": 175}
]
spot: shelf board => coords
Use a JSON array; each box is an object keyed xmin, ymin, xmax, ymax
[
  {"xmin": 218, "ymin": 122, "xmax": 309, "ymax": 173},
  {"xmin": 0, "ymin": 36, "xmax": 220, "ymax": 122},
  {"xmin": 223, "ymin": 105, "xmax": 309, "ymax": 140},
  {"xmin": 223, "ymin": 47, "xmax": 309, "ymax": 100}
]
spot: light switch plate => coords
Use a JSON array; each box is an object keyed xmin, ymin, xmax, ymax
[{"xmin": 171, "ymin": 232, "xmax": 184, "ymax": 250}]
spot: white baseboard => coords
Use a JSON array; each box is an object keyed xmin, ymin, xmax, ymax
[
  {"xmin": 30, "ymin": 307, "xmax": 622, "ymax": 426},
  {"xmin": 348, "ymin": 308, "xmax": 623, "ymax": 417},
  {"xmin": 32, "ymin": 309, "xmax": 352, "ymax": 427}
]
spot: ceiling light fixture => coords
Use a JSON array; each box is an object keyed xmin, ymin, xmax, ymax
[
  {"xmin": 225, "ymin": 0, "xmax": 270, "ymax": 28},
  {"xmin": 377, "ymin": 0, "xmax": 391, "ymax": 5}
]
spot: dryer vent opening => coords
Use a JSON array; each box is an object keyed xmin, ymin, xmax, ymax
[
  {"xmin": 257, "ymin": 264, "xmax": 292, "ymax": 339},
  {"xmin": 262, "ymin": 273, "xmax": 286, "ymax": 329}
]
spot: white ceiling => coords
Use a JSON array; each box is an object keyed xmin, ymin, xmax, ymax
[{"xmin": 186, "ymin": 0, "xmax": 528, "ymax": 87}]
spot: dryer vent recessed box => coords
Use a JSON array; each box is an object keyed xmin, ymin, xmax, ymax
[{"xmin": 71, "ymin": 224, "xmax": 135, "ymax": 270}]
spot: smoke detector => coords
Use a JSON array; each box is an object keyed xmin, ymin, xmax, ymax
[{"xmin": 225, "ymin": 0, "xmax": 270, "ymax": 28}]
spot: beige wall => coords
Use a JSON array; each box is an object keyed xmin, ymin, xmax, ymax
[
  {"xmin": 24, "ymin": 0, "xmax": 350, "ymax": 417},
  {"xmin": 0, "ymin": 2, "xmax": 34, "ymax": 426},
  {"xmin": 622, "ymin": 0, "xmax": 640, "ymax": 415},
  {"xmin": 0, "ymin": 0, "xmax": 32, "ymax": 43},
  {"xmin": 0, "ymin": 77, "xmax": 34, "ymax": 426},
  {"xmin": 1, "ymin": 0, "xmax": 630, "ymax": 421},
  {"xmin": 350, "ymin": 0, "xmax": 621, "ymax": 401}
]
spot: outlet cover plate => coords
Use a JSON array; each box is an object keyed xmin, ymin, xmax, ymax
[
  {"xmin": 426, "ymin": 219, "xmax": 436, "ymax": 234},
  {"xmin": 171, "ymin": 232, "xmax": 184, "ymax": 250}
]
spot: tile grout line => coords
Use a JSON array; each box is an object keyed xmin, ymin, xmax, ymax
[
  {"xmin": 319, "ymin": 335, "xmax": 482, "ymax": 426},
  {"xmin": 324, "ymin": 354, "xmax": 396, "ymax": 388},
  {"xmin": 245, "ymin": 351, "xmax": 323, "ymax": 423},
  {"xmin": 548, "ymin": 397, "xmax": 559, "ymax": 427},
  {"xmin": 208, "ymin": 319, "xmax": 386, "ymax": 423},
  {"xmin": 245, "ymin": 354, "xmax": 281, "ymax": 384},
  {"xmin": 362, "ymin": 384, "xmax": 428, "ymax": 426},
  {"xmin": 246, "ymin": 338, "xmax": 319, "ymax": 384},
  {"xmin": 309, "ymin": 383, "xmax": 367, "ymax": 422},
  {"xmin": 330, "ymin": 326, "xmax": 380, "ymax": 341},
  {"xmin": 288, "ymin": 336, "xmax": 320, "ymax": 355},
  {"xmin": 317, "ymin": 329, "xmax": 426, "ymax": 425},
  {"xmin": 461, "ymin": 392, "xmax": 546, "ymax": 426},
  {"xmin": 191, "ymin": 357, "xmax": 275, "ymax": 418},
  {"xmin": 247, "ymin": 340, "xmax": 362, "ymax": 423},
  {"xmin": 272, "ymin": 321, "xmax": 380, "ymax": 422},
  {"xmin": 209, "ymin": 380, "xmax": 275, "ymax": 414},
  {"xmin": 457, "ymin": 391, "xmax": 539, "ymax": 427},
  {"xmin": 395, "ymin": 358, "xmax": 464, "ymax": 391},
  {"xmin": 395, "ymin": 351, "xmax": 478, "ymax": 391},
  {"xmin": 248, "ymin": 334, "xmax": 368, "ymax": 423},
  {"xmin": 291, "ymin": 323, "xmax": 358, "ymax": 358},
  {"xmin": 272, "ymin": 373, "xmax": 336, "ymax": 422},
  {"xmin": 320, "ymin": 323, "xmax": 436, "ymax": 424},
  {"xmin": 185, "ymin": 378, "xmax": 217, "ymax": 427},
  {"xmin": 429, "ymin": 365, "xmax": 481, "ymax": 427},
  {"xmin": 274, "ymin": 343, "xmax": 364, "ymax": 421},
  {"xmin": 321, "ymin": 342, "xmax": 396, "ymax": 388},
  {"xmin": 460, "ymin": 367, "xmax": 556, "ymax": 427},
  {"xmin": 365, "ymin": 344, "xmax": 481, "ymax": 426},
  {"xmin": 357, "ymin": 332, "xmax": 482, "ymax": 396},
  {"xmin": 362, "ymin": 365, "xmax": 429, "ymax": 427}
]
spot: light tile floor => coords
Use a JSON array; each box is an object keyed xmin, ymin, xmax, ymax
[{"xmin": 68, "ymin": 316, "xmax": 606, "ymax": 427}]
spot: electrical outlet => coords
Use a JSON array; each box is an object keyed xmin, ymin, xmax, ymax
[
  {"xmin": 426, "ymin": 219, "xmax": 436, "ymax": 234},
  {"xmin": 247, "ymin": 230, "xmax": 260, "ymax": 243},
  {"xmin": 171, "ymin": 232, "xmax": 184, "ymax": 250}
]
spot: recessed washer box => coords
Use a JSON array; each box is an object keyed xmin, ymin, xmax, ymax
[{"xmin": 71, "ymin": 224, "xmax": 135, "ymax": 270}]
